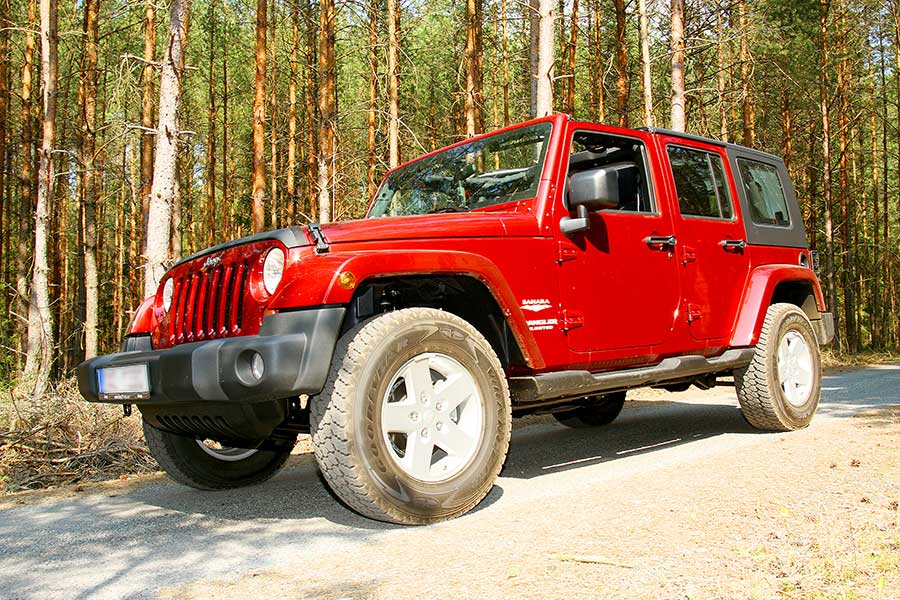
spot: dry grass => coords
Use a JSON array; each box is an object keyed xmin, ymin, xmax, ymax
[
  {"xmin": 821, "ymin": 349, "xmax": 900, "ymax": 370},
  {"xmin": 0, "ymin": 378, "xmax": 157, "ymax": 494}
]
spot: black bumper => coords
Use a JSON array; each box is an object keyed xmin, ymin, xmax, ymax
[{"xmin": 77, "ymin": 307, "xmax": 345, "ymax": 442}]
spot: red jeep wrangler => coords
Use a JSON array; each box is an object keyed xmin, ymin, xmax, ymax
[{"xmin": 79, "ymin": 115, "xmax": 833, "ymax": 524}]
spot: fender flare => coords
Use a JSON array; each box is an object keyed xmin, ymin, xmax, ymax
[
  {"xmin": 729, "ymin": 265, "xmax": 826, "ymax": 347},
  {"xmin": 270, "ymin": 249, "xmax": 545, "ymax": 369}
]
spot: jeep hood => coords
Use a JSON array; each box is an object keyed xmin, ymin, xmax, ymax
[{"xmin": 318, "ymin": 213, "xmax": 509, "ymax": 245}]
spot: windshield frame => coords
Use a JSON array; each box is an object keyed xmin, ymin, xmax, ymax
[{"xmin": 365, "ymin": 118, "xmax": 557, "ymax": 218}]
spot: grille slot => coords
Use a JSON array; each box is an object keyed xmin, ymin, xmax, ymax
[{"xmin": 168, "ymin": 258, "xmax": 251, "ymax": 345}]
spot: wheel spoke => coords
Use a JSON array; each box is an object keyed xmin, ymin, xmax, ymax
[
  {"xmin": 403, "ymin": 431, "xmax": 435, "ymax": 479},
  {"xmin": 435, "ymin": 372, "xmax": 477, "ymax": 412},
  {"xmin": 403, "ymin": 356, "xmax": 434, "ymax": 403},
  {"xmin": 382, "ymin": 401, "xmax": 418, "ymax": 433},
  {"xmin": 434, "ymin": 420, "xmax": 474, "ymax": 457}
]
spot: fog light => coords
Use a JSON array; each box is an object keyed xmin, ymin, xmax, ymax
[{"xmin": 250, "ymin": 352, "xmax": 265, "ymax": 381}]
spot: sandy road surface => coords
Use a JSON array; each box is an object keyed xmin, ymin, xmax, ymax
[{"xmin": 1, "ymin": 364, "xmax": 899, "ymax": 600}]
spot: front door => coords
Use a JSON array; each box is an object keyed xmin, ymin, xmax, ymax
[
  {"xmin": 662, "ymin": 139, "xmax": 750, "ymax": 342},
  {"xmin": 557, "ymin": 127, "xmax": 681, "ymax": 354}
]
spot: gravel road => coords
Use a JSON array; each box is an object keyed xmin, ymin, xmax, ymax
[{"xmin": 1, "ymin": 364, "xmax": 898, "ymax": 600}]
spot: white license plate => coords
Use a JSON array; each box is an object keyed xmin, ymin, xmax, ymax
[{"xmin": 98, "ymin": 364, "xmax": 151, "ymax": 401}]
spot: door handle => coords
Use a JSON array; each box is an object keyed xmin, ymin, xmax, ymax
[
  {"xmin": 720, "ymin": 239, "xmax": 747, "ymax": 251},
  {"xmin": 644, "ymin": 235, "xmax": 677, "ymax": 249}
]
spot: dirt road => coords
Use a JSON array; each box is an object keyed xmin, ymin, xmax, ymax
[{"xmin": 1, "ymin": 364, "xmax": 899, "ymax": 600}]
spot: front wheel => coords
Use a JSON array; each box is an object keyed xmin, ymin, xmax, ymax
[
  {"xmin": 310, "ymin": 308, "xmax": 511, "ymax": 525},
  {"xmin": 142, "ymin": 421, "xmax": 295, "ymax": 490},
  {"xmin": 735, "ymin": 303, "xmax": 822, "ymax": 431}
]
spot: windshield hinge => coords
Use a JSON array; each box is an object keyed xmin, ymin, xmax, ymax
[
  {"xmin": 307, "ymin": 223, "xmax": 330, "ymax": 254},
  {"xmin": 557, "ymin": 241, "xmax": 578, "ymax": 264},
  {"xmin": 560, "ymin": 310, "xmax": 584, "ymax": 332}
]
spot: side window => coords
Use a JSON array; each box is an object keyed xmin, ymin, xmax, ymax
[
  {"xmin": 737, "ymin": 158, "xmax": 791, "ymax": 227},
  {"xmin": 667, "ymin": 146, "xmax": 734, "ymax": 220},
  {"xmin": 568, "ymin": 131, "xmax": 655, "ymax": 213}
]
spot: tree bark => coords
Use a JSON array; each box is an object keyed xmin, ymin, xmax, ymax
[
  {"xmin": 819, "ymin": 0, "xmax": 838, "ymax": 346},
  {"xmin": 366, "ymin": 0, "xmax": 378, "ymax": 198},
  {"xmin": 564, "ymin": 0, "xmax": 577, "ymax": 115},
  {"xmin": 387, "ymin": 0, "xmax": 400, "ymax": 166},
  {"xmin": 869, "ymin": 56, "xmax": 879, "ymax": 347},
  {"xmin": 501, "ymin": 0, "xmax": 509, "ymax": 127},
  {"xmin": 22, "ymin": 0, "xmax": 58, "ymax": 396},
  {"xmin": 670, "ymin": 0, "xmax": 685, "ymax": 131},
  {"xmin": 836, "ymin": 7, "xmax": 855, "ymax": 351},
  {"xmin": 143, "ymin": 0, "xmax": 192, "ymax": 297},
  {"xmin": 591, "ymin": 0, "xmax": 604, "ymax": 122},
  {"xmin": 0, "ymin": 0, "xmax": 7, "ymax": 310},
  {"xmin": 287, "ymin": 0, "xmax": 299, "ymax": 218},
  {"xmin": 269, "ymin": 0, "xmax": 278, "ymax": 229},
  {"xmin": 637, "ymin": 0, "xmax": 652, "ymax": 126},
  {"xmin": 206, "ymin": 0, "xmax": 216, "ymax": 246},
  {"xmin": 317, "ymin": 0, "xmax": 336, "ymax": 222},
  {"xmin": 16, "ymin": 0, "xmax": 36, "ymax": 367},
  {"xmin": 252, "ymin": 0, "xmax": 267, "ymax": 232},
  {"xmin": 464, "ymin": 0, "xmax": 484, "ymax": 136},
  {"xmin": 614, "ymin": 0, "xmax": 628, "ymax": 126},
  {"xmin": 738, "ymin": 0, "xmax": 755, "ymax": 146},
  {"xmin": 533, "ymin": 0, "xmax": 554, "ymax": 117},
  {"xmin": 80, "ymin": 0, "xmax": 100, "ymax": 360},
  {"xmin": 139, "ymin": 0, "xmax": 156, "ymax": 284},
  {"xmin": 716, "ymin": 7, "xmax": 728, "ymax": 141}
]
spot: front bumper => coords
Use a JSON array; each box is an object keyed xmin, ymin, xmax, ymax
[{"xmin": 77, "ymin": 307, "xmax": 345, "ymax": 442}]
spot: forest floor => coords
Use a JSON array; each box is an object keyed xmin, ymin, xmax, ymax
[{"xmin": 0, "ymin": 363, "xmax": 898, "ymax": 600}]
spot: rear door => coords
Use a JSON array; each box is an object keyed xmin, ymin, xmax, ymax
[{"xmin": 662, "ymin": 139, "xmax": 750, "ymax": 342}]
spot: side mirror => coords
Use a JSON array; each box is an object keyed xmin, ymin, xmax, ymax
[{"xmin": 560, "ymin": 162, "xmax": 637, "ymax": 235}]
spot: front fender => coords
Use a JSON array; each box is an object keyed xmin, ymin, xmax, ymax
[
  {"xmin": 127, "ymin": 296, "xmax": 157, "ymax": 335},
  {"xmin": 270, "ymin": 249, "xmax": 544, "ymax": 369},
  {"xmin": 730, "ymin": 265, "xmax": 827, "ymax": 347}
]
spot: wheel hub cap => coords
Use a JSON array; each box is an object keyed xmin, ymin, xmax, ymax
[
  {"xmin": 381, "ymin": 353, "xmax": 484, "ymax": 483},
  {"xmin": 776, "ymin": 329, "xmax": 814, "ymax": 407}
]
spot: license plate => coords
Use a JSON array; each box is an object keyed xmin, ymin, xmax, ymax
[{"xmin": 98, "ymin": 364, "xmax": 151, "ymax": 401}]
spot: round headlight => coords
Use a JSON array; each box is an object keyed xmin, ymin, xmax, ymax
[
  {"xmin": 263, "ymin": 248, "xmax": 285, "ymax": 295},
  {"xmin": 162, "ymin": 278, "xmax": 174, "ymax": 312}
]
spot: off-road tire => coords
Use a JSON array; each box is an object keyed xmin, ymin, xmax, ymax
[
  {"xmin": 553, "ymin": 391, "xmax": 627, "ymax": 428},
  {"xmin": 142, "ymin": 420, "xmax": 296, "ymax": 490},
  {"xmin": 310, "ymin": 308, "xmax": 512, "ymax": 525},
  {"xmin": 734, "ymin": 303, "xmax": 822, "ymax": 431}
]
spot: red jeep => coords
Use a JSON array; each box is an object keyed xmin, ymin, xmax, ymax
[{"xmin": 79, "ymin": 115, "xmax": 833, "ymax": 524}]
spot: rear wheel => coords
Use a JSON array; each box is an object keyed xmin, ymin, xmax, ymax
[
  {"xmin": 735, "ymin": 303, "xmax": 822, "ymax": 431},
  {"xmin": 553, "ymin": 391, "xmax": 627, "ymax": 428},
  {"xmin": 310, "ymin": 308, "xmax": 511, "ymax": 525},
  {"xmin": 142, "ymin": 420, "xmax": 295, "ymax": 490}
]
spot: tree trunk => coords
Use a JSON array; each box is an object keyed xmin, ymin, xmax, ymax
[
  {"xmin": 222, "ymin": 12, "xmax": 230, "ymax": 237},
  {"xmin": 206, "ymin": 0, "xmax": 216, "ymax": 246},
  {"xmin": 869, "ymin": 57, "xmax": 879, "ymax": 347},
  {"xmin": 80, "ymin": 0, "xmax": 100, "ymax": 360},
  {"xmin": 464, "ymin": 0, "xmax": 484, "ymax": 136},
  {"xmin": 317, "ymin": 0, "xmax": 336, "ymax": 222},
  {"xmin": 637, "ymin": 0, "xmax": 652, "ymax": 126},
  {"xmin": 614, "ymin": 0, "xmax": 628, "ymax": 126},
  {"xmin": 251, "ymin": 0, "xmax": 267, "ymax": 232},
  {"xmin": 716, "ymin": 7, "xmax": 728, "ymax": 141},
  {"xmin": 366, "ymin": 0, "xmax": 378, "ymax": 198},
  {"xmin": 738, "ymin": 0, "xmax": 755, "ymax": 146},
  {"xmin": 287, "ymin": 0, "xmax": 299, "ymax": 219},
  {"xmin": 387, "ymin": 0, "xmax": 400, "ymax": 166},
  {"xmin": 139, "ymin": 0, "xmax": 156, "ymax": 286},
  {"xmin": 837, "ymin": 7, "xmax": 855, "ymax": 351},
  {"xmin": 564, "ymin": 0, "xmax": 577, "ymax": 115},
  {"xmin": 591, "ymin": 0, "xmax": 605, "ymax": 122},
  {"xmin": 22, "ymin": 0, "xmax": 58, "ymax": 396},
  {"xmin": 0, "ymin": 0, "xmax": 7, "ymax": 312},
  {"xmin": 501, "ymin": 0, "xmax": 509, "ymax": 127},
  {"xmin": 16, "ymin": 0, "xmax": 36, "ymax": 367},
  {"xmin": 819, "ymin": 0, "xmax": 838, "ymax": 346},
  {"xmin": 269, "ymin": 0, "xmax": 278, "ymax": 229},
  {"xmin": 143, "ymin": 0, "xmax": 192, "ymax": 297},
  {"xmin": 533, "ymin": 0, "xmax": 554, "ymax": 117},
  {"xmin": 670, "ymin": 0, "xmax": 685, "ymax": 131}
]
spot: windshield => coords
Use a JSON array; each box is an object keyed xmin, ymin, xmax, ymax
[{"xmin": 368, "ymin": 122, "xmax": 553, "ymax": 218}]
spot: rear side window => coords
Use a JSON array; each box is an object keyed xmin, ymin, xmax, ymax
[
  {"xmin": 667, "ymin": 146, "xmax": 733, "ymax": 220},
  {"xmin": 737, "ymin": 158, "xmax": 791, "ymax": 227}
]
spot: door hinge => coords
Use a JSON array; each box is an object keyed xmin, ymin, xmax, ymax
[
  {"xmin": 685, "ymin": 303, "xmax": 702, "ymax": 323},
  {"xmin": 680, "ymin": 245, "xmax": 697, "ymax": 265},
  {"xmin": 560, "ymin": 310, "xmax": 584, "ymax": 331},
  {"xmin": 557, "ymin": 241, "xmax": 578, "ymax": 264}
]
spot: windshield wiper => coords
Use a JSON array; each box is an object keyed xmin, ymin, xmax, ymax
[{"xmin": 428, "ymin": 206, "xmax": 471, "ymax": 214}]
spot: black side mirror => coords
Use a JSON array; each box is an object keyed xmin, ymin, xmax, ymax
[{"xmin": 560, "ymin": 162, "xmax": 637, "ymax": 235}]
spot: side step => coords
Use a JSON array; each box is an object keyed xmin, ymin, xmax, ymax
[{"xmin": 509, "ymin": 348, "xmax": 756, "ymax": 405}]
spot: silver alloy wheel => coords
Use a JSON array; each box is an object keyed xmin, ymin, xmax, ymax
[
  {"xmin": 380, "ymin": 352, "xmax": 485, "ymax": 483},
  {"xmin": 776, "ymin": 329, "xmax": 814, "ymax": 407},
  {"xmin": 195, "ymin": 440, "xmax": 258, "ymax": 462}
]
